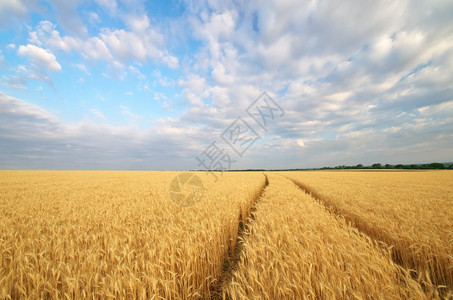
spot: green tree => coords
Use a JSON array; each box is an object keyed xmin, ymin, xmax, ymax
[
  {"xmin": 372, "ymin": 163, "xmax": 382, "ymax": 169},
  {"xmin": 428, "ymin": 162, "xmax": 445, "ymax": 169}
]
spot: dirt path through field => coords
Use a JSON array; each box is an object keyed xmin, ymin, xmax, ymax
[
  {"xmin": 211, "ymin": 173, "xmax": 269, "ymax": 299},
  {"xmin": 283, "ymin": 175, "xmax": 447, "ymax": 297}
]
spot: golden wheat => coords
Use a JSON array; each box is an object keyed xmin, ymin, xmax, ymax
[
  {"xmin": 0, "ymin": 171, "xmax": 265, "ymax": 299},
  {"xmin": 223, "ymin": 174, "xmax": 430, "ymax": 299},
  {"xmin": 283, "ymin": 170, "xmax": 453, "ymax": 296},
  {"xmin": 1, "ymin": 170, "xmax": 451, "ymax": 299}
]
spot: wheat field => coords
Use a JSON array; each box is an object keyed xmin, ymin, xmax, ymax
[
  {"xmin": 0, "ymin": 170, "xmax": 452, "ymax": 299},
  {"xmin": 223, "ymin": 174, "xmax": 429, "ymax": 299},
  {"xmin": 283, "ymin": 170, "xmax": 453, "ymax": 296},
  {"xmin": 0, "ymin": 171, "xmax": 265, "ymax": 299}
]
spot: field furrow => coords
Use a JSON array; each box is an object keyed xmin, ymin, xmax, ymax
[
  {"xmin": 0, "ymin": 171, "xmax": 266, "ymax": 299},
  {"xmin": 222, "ymin": 174, "xmax": 430, "ymax": 299},
  {"xmin": 1, "ymin": 170, "xmax": 451, "ymax": 299},
  {"xmin": 213, "ymin": 174, "xmax": 268, "ymax": 299},
  {"xmin": 283, "ymin": 171, "xmax": 453, "ymax": 296}
]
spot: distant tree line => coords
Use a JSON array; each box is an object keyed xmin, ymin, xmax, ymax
[
  {"xmin": 191, "ymin": 162, "xmax": 452, "ymax": 172},
  {"xmin": 321, "ymin": 162, "xmax": 452, "ymax": 170}
]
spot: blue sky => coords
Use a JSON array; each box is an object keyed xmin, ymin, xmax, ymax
[{"xmin": 0, "ymin": 0, "xmax": 452, "ymax": 170}]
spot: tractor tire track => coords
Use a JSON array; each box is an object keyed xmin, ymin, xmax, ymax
[
  {"xmin": 211, "ymin": 173, "xmax": 269, "ymax": 300},
  {"xmin": 283, "ymin": 175, "xmax": 448, "ymax": 297}
]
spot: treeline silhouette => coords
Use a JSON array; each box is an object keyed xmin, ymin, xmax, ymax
[
  {"xmin": 192, "ymin": 162, "xmax": 452, "ymax": 172},
  {"xmin": 321, "ymin": 162, "xmax": 452, "ymax": 170}
]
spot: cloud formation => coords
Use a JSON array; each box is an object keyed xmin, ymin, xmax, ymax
[
  {"xmin": 17, "ymin": 44, "xmax": 61, "ymax": 71},
  {"xmin": 0, "ymin": 92, "xmax": 211, "ymax": 170},
  {"xmin": 28, "ymin": 16, "xmax": 178, "ymax": 69},
  {"xmin": 0, "ymin": 0, "xmax": 452, "ymax": 169}
]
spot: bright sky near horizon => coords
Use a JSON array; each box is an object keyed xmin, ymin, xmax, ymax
[{"xmin": 0, "ymin": 0, "xmax": 452, "ymax": 170}]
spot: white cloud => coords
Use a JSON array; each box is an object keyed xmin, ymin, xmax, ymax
[
  {"xmin": 162, "ymin": 55, "xmax": 179, "ymax": 69},
  {"xmin": 211, "ymin": 63, "xmax": 234, "ymax": 85},
  {"xmin": 100, "ymin": 16, "xmax": 179, "ymax": 68},
  {"xmin": 128, "ymin": 65, "xmax": 146, "ymax": 80},
  {"xmin": 370, "ymin": 34, "xmax": 393, "ymax": 61},
  {"xmin": 418, "ymin": 106, "xmax": 430, "ymax": 114},
  {"xmin": 29, "ymin": 20, "xmax": 80, "ymax": 51},
  {"xmin": 17, "ymin": 44, "xmax": 61, "ymax": 71},
  {"xmin": 2, "ymin": 0, "xmax": 453, "ymax": 169},
  {"xmin": 175, "ymin": 0, "xmax": 453, "ymax": 163},
  {"xmin": 326, "ymin": 91, "xmax": 353, "ymax": 102},
  {"xmin": 10, "ymin": 44, "xmax": 62, "ymax": 87},
  {"xmin": 297, "ymin": 139, "xmax": 305, "ymax": 148},
  {"xmin": 0, "ymin": 92, "xmax": 210, "ymax": 170},
  {"xmin": 74, "ymin": 63, "xmax": 89, "ymax": 74},
  {"xmin": 29, "ymin": 19, "xmax": 178, "ymax": 69},
  {"xmin": 124, "ymin": 13, "xmax": 150, "ymax": 33},
  {"xmin": 178, "ymin": 74, "xmax": 210, "ymax": 107},
  {"xmin": 382, "ymin": 126, "xmax": 401, "ymax": 134},
  {"xmin": 82, "ymin": 37, "xmax": 114, "ymax": 62}
]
